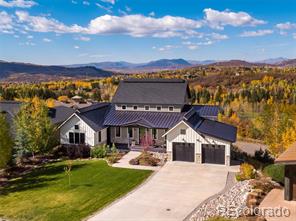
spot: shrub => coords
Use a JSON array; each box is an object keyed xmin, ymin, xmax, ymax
[
  {"xmin": 129, "ymin": 152, "xmax": 160, "ymax": 166},
  {"xmin": 129, "ymin": 158, "xmax": 139, "ymax": 165},
  {"xmin": 263, "ymin": 164, "xmax": 285, "ymax": 184},
  {"xmin": 53, "ymin": 145, "xmax": 90, "ymax": 159},
  {"xmin": 107, "ymin": 153, "xmax": 121, "ymax": 164},
  {"xmin": 236, "ymin": 163, "xmax": 256, "ymax": 181},
  {"xmin": 110, "ymin": 143, "xmax": 118, "ymax": 154},
  {"xmin": 254, "ymin": 149, "xmax": 274, "ymax": 165},
  {"xmin": 90, "ymin": 145, "xmax": 108, "ymax": 158}
]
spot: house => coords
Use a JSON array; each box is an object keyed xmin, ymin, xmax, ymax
[
  {"xmin": 0, "ymin": 101, "xmax": 75, "ymax": 134},
  {"xmin": 59, "ymin": 79, "xmax": 237, "ymax": 166},
  {"xmin": 275, "ymin": 143, "xmax": 296, "ymax": 201}
]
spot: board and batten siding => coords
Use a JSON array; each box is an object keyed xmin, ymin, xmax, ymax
[
  {"xmin": 166, "ymin": 121, "xmax": 231, "ymax": 165},
  {"xmin": 60, "ymin": 115, "xmax": 107, "ymax": 147}
]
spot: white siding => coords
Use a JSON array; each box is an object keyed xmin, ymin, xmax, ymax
[
  {"xmin": 166, "ymin": 121, "xmax": 231, "ymax": 165},
  {"xmin": 115, "ymin": 104, "xmax": 181, "ymax": 113},
  {"xmin": 60, "ymin": 115, "xmax": 96, "ymax": 146},
  {"xmin": 94, "ymin": 128, "xmax": 107, "ymax": 146}
]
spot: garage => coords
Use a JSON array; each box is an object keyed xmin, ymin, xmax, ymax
[
  {"xmin": 172, "ymin": 142, "xmax": 195, "ymax": 162},
  {"xmin": 202, "ymin": 144, "xmax": 225, "ymax": 164}
]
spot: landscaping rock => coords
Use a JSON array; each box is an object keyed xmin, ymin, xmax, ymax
[{"xmin": 189, "ymin": 180, "xmax": 252, "ymax": 221}]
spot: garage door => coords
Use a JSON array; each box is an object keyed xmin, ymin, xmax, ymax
[
  {"xmin": 173, "ymin": 142, "xmax": 195, "ymax": 162},
  {"xmin": 202, "ymin": 144, "xmax": 225, "ymax": 164}
]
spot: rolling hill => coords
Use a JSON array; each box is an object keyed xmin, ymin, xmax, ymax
[{"xmin": 0, "ymin": 61, "xmax": 113, "ymax": 82}]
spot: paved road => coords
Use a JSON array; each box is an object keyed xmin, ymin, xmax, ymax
[{"xmin": 88, "ymin": 162, "xmax": 236, "ymax": 221}]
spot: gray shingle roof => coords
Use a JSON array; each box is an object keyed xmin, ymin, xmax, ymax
[
  {"xmin": 77, "ymin": 103, "xmax": 110, "ymax": 131},
  {"xmin": 0, "ymin": 101, "xmax": 22, "ymax": 116},
  {"xmin": 112, "ymin": 79, "xmax": 191, "ymax": 105},
  {"xmin": 104, "ymin": 104, "xmax": 184, "ymax": 129},
  {"xmin": 49, "ymin": 106, "xmax": 75, "ymax": 125},
  {"xmin": 0, "ymin": 101, "xmax": 75, "ymax": 125}
]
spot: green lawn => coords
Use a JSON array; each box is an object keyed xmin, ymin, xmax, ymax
[{"xmin": 0, "ymin": 160, "xmax": 152, "ymax": 221}]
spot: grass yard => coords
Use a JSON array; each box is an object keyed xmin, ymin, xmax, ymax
[{"xmin": 0, "ymin": 160, "xmax": 152, "ymax": 221}]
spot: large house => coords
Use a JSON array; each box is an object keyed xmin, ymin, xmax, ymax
[{"xmin": 59, "ymin": 79, "xmax": 237, "ymax": 166}]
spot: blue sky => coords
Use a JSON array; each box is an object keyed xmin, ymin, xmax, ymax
[{"xmin": 0, "ymin": 0, "xmax": 296, "ymax": 65}]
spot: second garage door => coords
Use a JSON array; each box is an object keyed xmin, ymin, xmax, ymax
[
  {"xmin": 172, "ymin": 142, "xmax": 195, "ymax": 162},
  {"xmin": 202, "ymin": 144, "xmax": 225, "ymax": 164}
]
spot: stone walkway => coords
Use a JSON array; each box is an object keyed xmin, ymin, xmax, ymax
[{"xmin": 112, "ymin": 151, "xmax": 161, "ymax": 171}]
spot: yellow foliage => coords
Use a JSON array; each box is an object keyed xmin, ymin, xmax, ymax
[
  {"xmin": 46, "ymin": 98, "xmax": 55, "ymax": 108},
  {"xmin": 58, "ymin": 96, "xmax": 69, "ymax": 103}
]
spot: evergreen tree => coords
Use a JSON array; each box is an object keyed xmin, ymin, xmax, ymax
[{"xmin": 0, "ymin": 113, "xmax": 13, "ymax": 169}]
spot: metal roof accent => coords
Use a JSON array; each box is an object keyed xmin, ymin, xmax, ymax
[{"xmin": 104, "ymin": 104, "xmax": 185, "ymax": 129}]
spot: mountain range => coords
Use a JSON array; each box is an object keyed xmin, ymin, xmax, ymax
[
  {"xmin": 68, "ymin": 57, "xmax": 296, "ymax": 72},
  {"xmin": 1, "ymin": 57, "xmax": 296, "ymax": 82}
]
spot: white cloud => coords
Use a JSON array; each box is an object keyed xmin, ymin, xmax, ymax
[
  {"xmin": 96, "ymin": 3, "xmax": 112, "ymax": 13},
  {"xmin": 75, "ymin": 36, "xmax": 90, "ymax": 41},
  {"xmin": 0, "ymin": 11, "xmax": 13, "ymax": 32},
  {"xmin": 204, "ymin": 8, "xmax": 266, "ymax": 29},
  {"xmin": 101, "ymin": 0, "xmax": 115, "ymax": 4},
  {"xmin": 82, "ymin": 1, "xmax": 90, "ymax": 6},
  {"xmin": 276, "ymin": 22, "xmax": 296, "ymax": 30},
  {"xmin": 149, "ymin": 11, "xmax": 155, "ymax": 17},
  {"xmin": 240, "ymin": 29, "xmax": 273, "ymax": 37},
  {"xmin": 0, "ymin": 0, "xmax": 36, "ymax": 8},
  {"xmin": 71, "ymin": 0, "xmax": 77, "ymax": 4},
  {"xmin": 15, "ymin": 10, "xmax": 85, "ymax": 33},
  {"xmin": 125, "ymin": 6, "xmax": 131, "ymax": 12},
  {"xmin": 43, "ymin": 38, "xmax": 52, "ymax": 42},
  {"xmin": 152, "ymin": 45, "xmax": 178, "ymax": 52},
  {"xmin": 27, "ymin": 34, "xmax": 33, "ymax": 39},
  {"xmin": 74, "ymin": 45, "xmax": 79, "ymax": 49},
  {"xmin": 187, "ymin": 45, "xmax": 198, "ymax": 50},
  {"xmin": 293, "ymin": 33, "xmax": 296, "ymax": 39},
  {"xmin": 210, "ymin": 32, "xmax": 228, "ymax": 40},
  {"xmin": 87, "ymin": 14, "xmax": 202, "ymax": 37}
]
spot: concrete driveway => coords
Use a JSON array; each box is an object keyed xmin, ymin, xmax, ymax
[{"xmin": 87, "ymin": 162, "xmax": 236, "ymax": 221}]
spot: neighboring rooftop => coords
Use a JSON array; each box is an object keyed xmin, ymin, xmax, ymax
[
  {"xmin": 275, "ymin": 143, "xmax": 296, "ymax": 164},
  {"xmin": 112, "ymin": 78, "xmax": 191, "ymax": 105}
]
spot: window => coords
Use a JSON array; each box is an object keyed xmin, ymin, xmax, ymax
[
  {"xmin": 74, "ymin": 125, "xmax": 79, "ymax": 130},
  {"xmin": 98, "ymin": 131, "xmax": 102, "ymax": 142},
  {"xmin": 168, "ymin": 106, "xmax": 174, "ymax": 112},
  {"xmin": 69, "ymin": 132, "xmax": 85, "ymax": 144},
  {"xmin": 75, "ymin": 133, "xmax": 80, "ymax": 144},
  {"xmin": 128, "ymin": 128, "xmax": 133, "ymax": 138},
  {"xmin": 133, "ymin": 105, "xmax": 138, "ymax": 110},
  {"xmin": 145, "ymin": 105, "xmax": 150, "ymax": 111},
  {"xmin": 156, "ymin": 106, "xmax": 162, "ymax": 111},
  {"xmin": 69, "ymin": 132, "xmax": 74, "ymax": 144},
  {"xmin": 80, "ymin": 133, "xmax": 85, "ymax": 144},
  {"xmin": 180, "ymin": 129, "xmax": 186, "ymax": 135},
  {"xmin": 122, "ymin": 105, "xmax": 126, "ymax": 110},
  {"xmin": 152, "ymin": 129, "xmax": 157, "ymax": 139},
  {"xmin": 115, "ymin": 127, "xmax": 121, "ymax": 137}
]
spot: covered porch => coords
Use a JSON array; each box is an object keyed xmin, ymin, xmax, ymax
[{"xmin": 109, "ymin": 125, "xmax": 167, "ymax": 149}]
